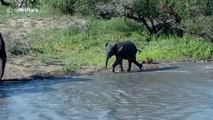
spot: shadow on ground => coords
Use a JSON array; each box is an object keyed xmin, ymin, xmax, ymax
[{"xmin": 111, "ymin": 64, "xmax": 179, "ymax": 73}]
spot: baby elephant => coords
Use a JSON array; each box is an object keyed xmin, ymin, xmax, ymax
[
  {"xmin": 105, "ymin": 41, "xmax": 142, "ymax": 72},
  {"xmin": 0, "ymin": 33, "xmax": 7, "ymax": 80}
]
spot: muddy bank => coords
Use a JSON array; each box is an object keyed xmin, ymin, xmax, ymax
[{"xmin": 2, "ymin": 59, "xmax": 177, "ymax": 80}]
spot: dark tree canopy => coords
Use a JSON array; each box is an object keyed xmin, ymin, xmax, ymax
[{"xmin": 121, "ymin": 0, "xmax": 184, "ymax": 37}]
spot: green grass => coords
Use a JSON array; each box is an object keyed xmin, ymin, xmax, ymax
[
  {"xmin": 141, "ymin": 36, "xmax": 213, "ymax": 61},
  {"xmin": 27, "ymin": 17, "xmax": 213, "ymax": 72}
]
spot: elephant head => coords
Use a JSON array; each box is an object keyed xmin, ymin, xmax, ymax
[
  {"xmin": 0, "ymin": 33, "xmax": 7, "ymax": 80},
  {"xmin": 105, "ymin": 42, "xmax": 114, "ymax": 69},
  {"xmin": 105, "ymin": 42, "xmax": 123, "ymax": 69}
]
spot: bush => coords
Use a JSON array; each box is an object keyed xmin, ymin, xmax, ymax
[
  {"xmin": 184, "ymin": 16, "xmax": 213, "ymax": 42},
  {"xmin": 39, "ymin": 0, "xmax": 113, "ymax": 16},
  {"xmin": 38, "ymin": 0, "xmax": 75, "ymax": 14},
  {"xmin": 74, "ymin": 0, "xmax": 97, "ymax": 16}
]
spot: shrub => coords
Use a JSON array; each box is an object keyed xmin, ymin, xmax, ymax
[{"xmin": 39, "ymin": 0, "xmax": 75, "ymax": 14}]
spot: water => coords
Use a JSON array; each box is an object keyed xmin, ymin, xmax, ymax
[{"xmin": 0, "ymin": 63, "xmax": 213, "ymax": 120}]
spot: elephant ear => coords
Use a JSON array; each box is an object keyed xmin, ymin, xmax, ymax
[
  {"xmin": 113, "ymin": 44, "xmax": 123, "ymax": 53},
  {"xmin": 118, "ymin": 46, "xmax": 123, "ymax": 52}
]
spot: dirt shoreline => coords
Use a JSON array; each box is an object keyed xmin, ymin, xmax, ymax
[
  {"xmin": 2, "ymin": 59, "xmax": 177, "ymax": 80},
  {"xmin": 2, "ymin": 53, "xmax": 211, "ymax": 80}
]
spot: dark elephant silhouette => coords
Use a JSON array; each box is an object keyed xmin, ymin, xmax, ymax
[
  {"xmin": 0, "ymin": 32, "xmax": 7, "ymax": 80},
  {"xmin": 105, "ymin": 41, "xmax": 142, "ymax": 72}
]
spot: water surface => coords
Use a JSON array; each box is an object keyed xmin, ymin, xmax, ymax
[{"xmin": 0, "ymin": 63, "xmax": 213, "ymax": 120}]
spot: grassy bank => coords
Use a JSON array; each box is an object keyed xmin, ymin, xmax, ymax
[{"xmin": 27, "ymin": 17, "xmax": 213, "ymax": 72}]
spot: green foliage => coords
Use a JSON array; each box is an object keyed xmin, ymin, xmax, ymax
[
  {"xmin": 38, "ymin": 0, "xmax": 75, "ymax": 14},
  {"xmin": 131, "ymin": 0, "xmax": 160, "ymax": 19},
  {"xmin": 74, "ymin": 0, "xmax": 97, "ymax": 16},
  {"xmin": 179, "ymin": 37, "xmax": 213, "ymax": 60},
  {"xmin": 0, "ymin": 6, "xmax": 7, "ymax": 19},
  {"xmin": 185, "ymin": 16, "xmax": 213, "ymax": 42},
  {"xmin": 141, "ymin": 36, "xmax": 213, "ymax": 61},
  {"xmin": 63, "ymin": 63, "xmax": 79, "ymax": 73},
  {"xmin": 38, "ymin": 0, "xmax": 111, "ymax": 15}
]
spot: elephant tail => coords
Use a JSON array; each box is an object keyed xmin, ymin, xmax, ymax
[{"xmin": 137, "ymin": 49, "xmax": 142, "ymax": 53}]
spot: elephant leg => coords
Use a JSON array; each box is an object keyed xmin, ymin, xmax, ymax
[
  {"xmin": 112, "ymin": 57, "xmax": 122, "ymax": 72},
  {"xmin": 0, "ymin": 58, "xmax": 6, "ymax": 80},
  {"xmin": 127, "ymin": 60, "xmax": 132, "ymax": 72},
  {"xmin": 131, "ymin": 56, "xmax": 142, "ymax": 70},
  {"xmin": 119, "ymin": 59, "xmax": 124, "ymax": 72},
  {"xmin": 133, "ymin": 60, "xmax": 142, "ymax": 70}
]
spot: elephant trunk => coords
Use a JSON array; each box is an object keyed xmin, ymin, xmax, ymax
[{"xmin": 105, "ymin": 55, "xmax": 109, "ymax": 69}]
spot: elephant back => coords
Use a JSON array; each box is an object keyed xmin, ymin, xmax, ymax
[{"xmin": 116, "ymin": 41, "xmax": 138, "ymax": 59}]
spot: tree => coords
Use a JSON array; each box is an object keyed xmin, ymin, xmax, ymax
[
  {"xmin": 175, "ymin": 0, "xmax": 213, "ymax": 42},
  {"xmin": 120, "ymin": 0, "xmax": 184, "ymax": 37},
  {"xmin": 98, "ymin": 0, "xmax": 185, "ymax": 37}
]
